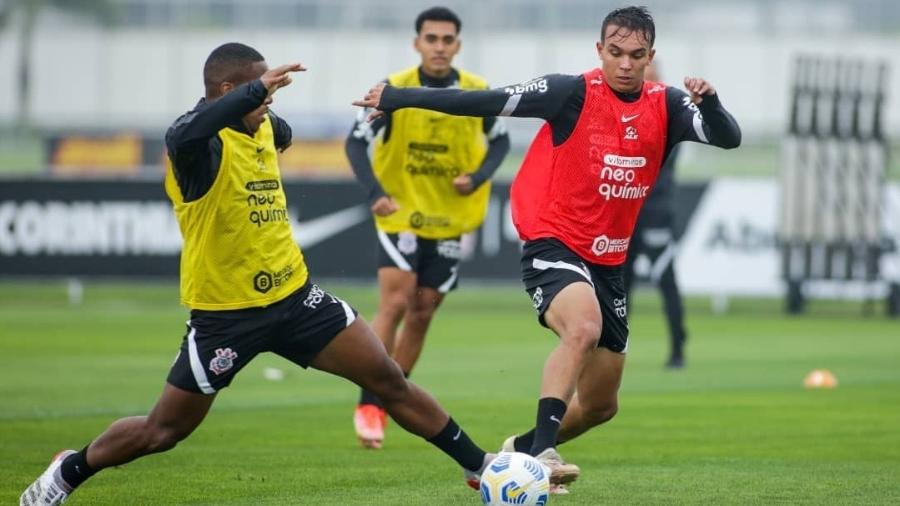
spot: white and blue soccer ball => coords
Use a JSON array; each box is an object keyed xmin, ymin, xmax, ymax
[{"xmin": 480, "ymin": 452, "xmax": 550, "ymax": 506}]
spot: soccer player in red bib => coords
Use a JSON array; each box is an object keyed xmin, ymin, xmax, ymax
[{"xmin": 353, "ymin": 6, "xmax": 740, "ymax": 493}]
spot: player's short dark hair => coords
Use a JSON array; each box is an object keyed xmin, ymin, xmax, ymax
[
  {"xmin": 601, "ymin": 6, "xmax": 655, "ymax": 47},
  {"xmin": 415, "ymin": 6, "xmax": 461, "ymax": 34},
  {"xmin": 203, "ymin": 42, "xmax": 265, "ymax": 95}
]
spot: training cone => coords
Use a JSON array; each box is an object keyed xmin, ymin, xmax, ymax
[{"xmin": 803, "ymin": 369, "xmax": 838, "ymax": 389}]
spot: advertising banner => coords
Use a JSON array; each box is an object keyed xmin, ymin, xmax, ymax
[
  {"xmin": 3, "ymin": 178, "xmax": 897, "ymax": 297},
  {"xmin": 0, "ymin": 180, "xmax": 523, "ymax": 280}
]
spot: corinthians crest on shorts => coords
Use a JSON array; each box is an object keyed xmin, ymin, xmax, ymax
[{"xmin": 209, "ymin": 347, "xmax": 238, "ymax": 375}]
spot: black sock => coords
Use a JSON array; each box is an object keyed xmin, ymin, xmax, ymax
[
  {"xmin": 529, "ymin": 397, "xmax": 567, "ymax": 456},
  {"xmin": 513, "ymin": 429, "xmax": 535, "ymax": 453},
  {"xmin": 514, "ymin": 427, "xmax": 567, "ymax": 453},
  {"xmin": 60, "ymin": 446, "xmax": 96, "ymax": 489},
  {"xmin": 426, "ymin": 418, "xmax": 486, "ymax": 472},
  {"xmin": 358, "ymin": 388, "xmax": 384, "ymax": 408}
]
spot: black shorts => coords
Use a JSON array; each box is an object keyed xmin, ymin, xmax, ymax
[
  {"xmin": 376, "ymin": 230, "xmax": 461, "ymax": 293},
  {"xmin": 167, "ymin": 281, "xmax": 359, "ymax": 394},
  {"xmin": 521, "ymin": 238, "xmax": 629, "ymax": 353}
]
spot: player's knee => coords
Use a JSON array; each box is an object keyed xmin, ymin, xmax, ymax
[
  {"xmin": 583, "ymin": 399, "xmax": 618, "ymax": 427},
  {"xmin": 563, "ymin": 320, "xmax": 602, "ymax": 352},
  {"xmin": 373, "ymin": 376, "xmax": 410, "ymax": 404},
  {"xmin": 367, "ymin": 361, "xmax": 410, "ymax": 403},
  {"xmin": 405, "ymin": 303, "xmax": 436, "ymax": 326},
  {"xmin": 144, "ymin": 423, "xmax": 192, "ymax": 453},
  {"xmin": 379, "ymin": 292, "xmax": 410, "ymax": 317}
]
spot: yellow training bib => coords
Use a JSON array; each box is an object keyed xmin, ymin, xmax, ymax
[
  {"xmin": 165, "ymin": 115, "xmax": 309, "ymax": 310},
  {"xmin": 372, "ymin": 67, "xmax": 491, "ymax": 238}
]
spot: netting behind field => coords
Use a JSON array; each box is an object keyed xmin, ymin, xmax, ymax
[{"xmin": 779, "ymin": 55, "xmax": 889, "ymax": 284}]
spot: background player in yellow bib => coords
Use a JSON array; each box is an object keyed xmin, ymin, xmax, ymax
[
  {"xmin": 20, "ymin": 42, "xmax": 497, "ymax": 506},
  {"xmin": 345, "ymin": 6, "xmax": 510, "ymax": 449}
]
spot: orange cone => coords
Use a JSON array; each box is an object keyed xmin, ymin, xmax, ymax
[{"xmin": 803, "ymin": 369, "xmax": 838, "ymax": 389}]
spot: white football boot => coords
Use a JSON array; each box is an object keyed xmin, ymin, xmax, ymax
[
  {"xmin": 20, "ymin": 450, "xmax": 76, "ymax": 506},
  {"xmin": 501, "ymin": 436, "xmax": 572, "ymax": 495},
  {"xmin": 535, "ymin": 447, "xmax": 580, "ymax": 486}
]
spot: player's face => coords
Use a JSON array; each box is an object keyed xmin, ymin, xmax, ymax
[
  {"xmin": 415, "ymin": 20, "xmax": 461, "ymax": 78},
  {"xmin": 596, "ymin": 25, "xmax": 655, "ymax": 93}
]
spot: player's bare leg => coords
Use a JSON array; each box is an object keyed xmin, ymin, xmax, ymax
[
  {"xmin": 556, "ymin": 347, "xmax": 625, "ymax": 443},
  {"xmin": 324, "ymin": 319, "xmax": 449, "ymax": 435},
  {"xmin": 86, "ymin": 384, "xmax": 215, "ymax": 467},
  {"xmin": 355, "ymin": 266, "xmax": 417, "ymax": 448},
  {"xmin": 371, "ymin": 267, "xmax": 418, "ymax": 355},
  {"xmin": 21, "ymin": 385, "xmax": 215, "ymax": 505},
  {"xmin": 523, "ymin": 281, "xmax": 601, "ymax": 485},
  {"xmin": 541, "ymin": 282, "xmax": 603, "ymax": 403},
  {"xmin": 391, "ymin": 286, "xmax": 444, "ymax": 372},
  {"xmin": 315, "ymin": 318, "xmax": 491, "ymax": 485},
  {"xmin": 504, "ymin": 346, "xmax": 623, "ymax": 495}
]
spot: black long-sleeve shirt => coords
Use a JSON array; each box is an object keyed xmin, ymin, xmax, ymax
[
  {"xmin": 378, "ymin": 72, "xmax": 741, "ymax": 167},
  {"xmin": 345, "ymin": 67, "xmax": 511, "ymax": 205},
  {"xmin": 165, "ymin": 79, "xmax": 293, "ymax": 202}
]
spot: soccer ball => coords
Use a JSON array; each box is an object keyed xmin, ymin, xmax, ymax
[{"xmin": 480, "ymin": 452, "xmax": 550, "ymax": 506}]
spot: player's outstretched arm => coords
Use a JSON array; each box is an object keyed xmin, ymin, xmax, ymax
[
  {"xmin": 353, "ymin": 82, "xmax": 506, "ymax": 121},
  {"xmin": 168, "ymin": 63, "xmax": 306, "ymax": 150},
  {"xmin": 353, "ymin": 74, "xmax": 577, "ymax": 123},
  {"xmin": 261, "ymin": 63, "xmax": 306, "ymax": 95}
]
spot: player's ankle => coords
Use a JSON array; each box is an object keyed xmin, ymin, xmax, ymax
[{"xmin": 59, "ymin": 448, "xmax": 95, "ymax": 490}]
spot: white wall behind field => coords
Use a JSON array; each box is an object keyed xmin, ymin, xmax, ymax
[{"xmin": 1, "ymin": 26, "xmax": 897, "ymax": 139}]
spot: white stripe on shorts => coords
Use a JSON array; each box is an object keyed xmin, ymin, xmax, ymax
[
  {"xmin": 377, "ymin": 230, "xmax": 413, "ymax": 271},
  {"xmin": 532, "ymin": 258, "xmax": 594, "ymax": 287},
  {"xmin": 437, "ymin": 265, "xmax": 459, "ymax": 294},
  {"xmin": 339, "ymin": 299, "xmax": 356, "ymax": 327},
  {"xmin": 186, "ymin": 325, "xmax": 215, "ymax": 394}
]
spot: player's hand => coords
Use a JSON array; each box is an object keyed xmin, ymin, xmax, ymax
[
  {"xmin": 683, "ymin": 77, "xmax": 716, "ymax": 105},
  {"xmin": 453, "ymin": 175, "xmax": 475, "ymax": 195},
  {"xmin": 371, "ymin": 196, "xmax": 399, "ymax": 217},
  {"xmin": 353, "ymin": 83, "xmax": 387, "ymax": 122},
  {"xmin": 261, "ymin": 63, "xmax": 307, "ymax": 94}
]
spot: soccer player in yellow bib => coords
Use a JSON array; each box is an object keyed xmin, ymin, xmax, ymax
[
  {"xmin": 346, "ymin": 6, "xmax": 510, "ymax": 449},
  {"xmin": 19, "ymin": 43, "xmax": 496, "ymax": 506}
]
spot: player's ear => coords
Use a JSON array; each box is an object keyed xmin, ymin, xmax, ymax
[
  {"xmin": 648, "ymin": 48, "xmax": 656, "ymax": 63},
  {"xmin": 220, "ymin": 82, "xmax": 234, "ymax": 95},
  {"xmin": 595, "ymin": 41, "xmax": 603, "ymax": 57}
]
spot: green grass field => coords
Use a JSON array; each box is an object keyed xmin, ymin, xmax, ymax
[{"xmin": 1, "ymin": 281, "xmax": 899, "ymax": 505}]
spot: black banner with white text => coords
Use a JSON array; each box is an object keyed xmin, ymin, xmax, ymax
[{"xmin": 3, "ymin": 178, "xmax": 896, "ymax": 297}]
